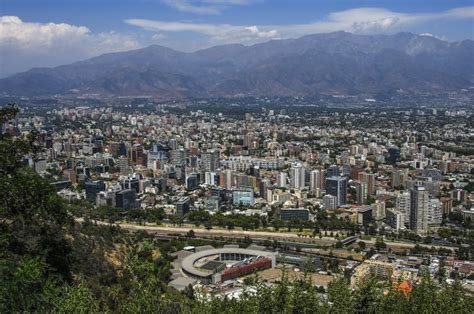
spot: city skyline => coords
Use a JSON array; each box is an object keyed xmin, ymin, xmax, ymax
[{"xmin": 0, "ymin": 2, "xmax": 473, "ymax": 311}]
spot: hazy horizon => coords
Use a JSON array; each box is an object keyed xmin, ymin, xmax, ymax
[{"xmin": 3, "ymin": 29, "xmax": 473, "ymax": 79}]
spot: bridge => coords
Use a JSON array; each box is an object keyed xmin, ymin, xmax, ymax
[{"xmin": 341, "ymin": 236, "xmax": 357, "ymax": 246}]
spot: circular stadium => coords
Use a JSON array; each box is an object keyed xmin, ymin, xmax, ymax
[{"xmin": 178, "ymin": 246, "xmax": 277, "ymax": 284}]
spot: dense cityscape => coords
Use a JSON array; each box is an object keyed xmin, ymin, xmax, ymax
[
  {"xmin": 2, "ymin": 95, "xmax": 472, "ymax": 307},
  {"xmin": 1, "ymin": 1, "xmax": 474, "ymax": 312}
]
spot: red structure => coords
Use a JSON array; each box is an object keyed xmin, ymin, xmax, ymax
[{"xmin": 221, "ymin": 257, "xmax": 272, "ymax": 282}]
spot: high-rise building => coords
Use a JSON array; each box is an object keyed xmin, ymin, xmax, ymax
[
  {"xmin": 428, "ymin": 198, "xmax": 442, "ymax": 225},
  {"xmin": 387, "ymin": 147, "xmax": 401, "ymax": 163},
  {"xmin": 386, "ymin": 208, "xmax": 404, "ymax": 231},
  {"xmin": 96, "ymin": 191, "xmax": 115, "ymax": 207},
  {"xmin": 118, "ymin": 142, "xmax": 127, "ymax": 157},
  {"xmin": 139, "ymin": 179, "xmax": 151, "ymax": 194},
  {"xmin": 396, "ymin": 191, "xmax": 411, "ymax": 226},
  {"xmin": 186, "ymin": 173, "xmax": 199, "ymax": 191},
  {"xmin": 189, "ymin": 155, "xmax": 199, "ymax": 168},
  {"xmin": 440, "ymin": 197, "xmax": 453, "ymax": 215},
  {"xmin": 85, "ymin": 180, "xmax": 106, "ymax": 201},
  {"xmin": 153, "ymin": 177, "xmax": 167, "ymax": 193},
  {"xmin": 118, "ymin": 156, "xmax": 130, "ymax": 175},
  {"xmin": 223, "ymin": 169, "xmax": 233, "ymax": 189},
  {"xmin": 115, "ymin": 189, "xmax": 138, "ymax": 210},
  {"xmin": 76, "ymin": 165, "xmax": 90, "ymax": 178},
  {"xmin": 358, "ymin": 172, "xmax": 376, "ymax": 195},
  {"xmin": 319, "ymin": 169, "xmax": 326, "ymax": 190},
  {"xmin": 175, "ymin": 197, "xmax": 190, "ymax": 215},
  {"xmin": 325, "ymin": 176, "xmax": 348, "ymax": 207},
  {"xmin": 170, "ymin": 149, "xmax": 188, "ymax": 166},
  {"xmin": 204, "ymin": 172, "xmax": 217, "ymax": 186},
  {"xmin": 391, "ymin": 169, "xmax": 408, "ymax": 188},
  {"xmin": 409, "ymin": 186, "xmax": 429, "ymax": 234},
  {"xmin": 310, "ymin": 169, "xmax": 323, "ymax": 192},
  {"xmin": 357, "ymin": 207, "xmax": 372, "ymax": 226},
  {"xmin": 327, "ymin": 165, "xmax": 340, "ymax": 178},
  {"xmin": 279, "ymin": 208, "xmax": 310, "ymax": 221},
  {"xmin": 128, "ymin": 144, "xmax": 146, "ymax": 166},
  {"xmin": 290, "ymin": 163, "xmax": 305, "ymax": 190},
  {"xmin": 169, "ymin": 138, "xmax": 178, "ymax": 150},
  {"xmin": 262, "ymin": 178, "xmax": 272, "ymax": 197},
  {"xmin": 277, "ymin": 172, "xmax": 287, "ymax": 188},
  {"xmin": 353, "ymin": 181, "xmax": 368, "ymax": 205},
  {"xmin": 201, "ymin": 149, "xmax": 220, "ymax": 172},
  {"xmin": 451, "ymin": 189, "xmax": 467, "ymax": 203},
  {"xmin": 122, "ymin": 176, "xmax": 140, "ymax": 194},
  {"xmin": 341, "ymin": 164, "xmax": 351, "ymax": 176},
  {"xmin": 147, "ymin": 149, "xmax": 167, "ymax": 170},
  {"xmin": 233, "ymin": 173, "xmax": 256, "ymax": 189},
  {"xmin": 232, "ymin": 188, "xmax": 254, "ymax": 206},
  {"xmin": 372, "ymin": 200, "xmax": 386, "ymax": 221}
]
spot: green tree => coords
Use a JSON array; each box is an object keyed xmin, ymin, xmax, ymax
[
  {"xmin": 183, "ymin": 284, "xmax": 195, "ymax": 300},
  {"xmin": 327, "ymin": 278, "xmax": 353, "ymax": 313},
  {"xmin": 409, "ymin": 273, "xmax": 439, "ymax": 313},
  {"xmin": 353, "ymin": 277, "xmax": 385, "ymax": 312},
  {"xmin": 375, "ymin": 237, "xmax": 387, "ymax": 251},
  {"xmin": 0, "ymin": 105, "xmax": 73, "ymax": 311},
  {"xmin": 186, "ymin": 229, "xmax": 196, "ymax": 238},
  {"xmin": 52, "ymin": 283, "xmax": 101, "ymax": 313}
]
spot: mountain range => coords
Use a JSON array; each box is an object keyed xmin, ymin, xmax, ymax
[{"xmin": 1, "ymin": 31, "xmax": 473, "ymax": 98}]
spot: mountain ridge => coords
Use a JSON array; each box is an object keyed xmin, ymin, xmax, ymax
[{"xmin": 1, "ymin": 31, "xmax": 473, "ymax": 98}]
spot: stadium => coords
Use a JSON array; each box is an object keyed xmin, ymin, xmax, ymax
[{"xmin": 172, "ymin": 245, "xmax": 277, "ymax": 285}]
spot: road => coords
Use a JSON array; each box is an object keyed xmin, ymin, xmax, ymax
[
  {"xmin": 360, "ymin": 239, "xmax": 457, "ymax": 251},
  {"xmin": 78, "ymin": 218, "xmax": 337, "ymax": 245},
  {"xmin": 77, "ymin": 219, "xmax": 458, "ymax": 251}
]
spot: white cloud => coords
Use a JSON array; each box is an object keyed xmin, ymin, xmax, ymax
[
  {"xmin": 270, "ymin": 6, "xmax": 474, "ymax": 37},
  {"xmin": 161, "ymin": 0, "xmax": 256, "ymax": 15},
  {"xmin": 0, "ymin": 15, "xmax": 90, "ymax": 47},
  {"xmin": 419, "ymin": 32, "xmax": 447, "ymax": 41},
  {"xmin": 125, "ymin": 18, "xmax": 279, "ymax": 46},
  {"xmin": 245, "ymin": 25, "xmax": 278, "ymax": 38},
  {"xmin": 152, "ymin": 33, "xmax": 166, "ymax": 40},
  {"xmin": 126, "ymin": 6, "xmax": 474, "ymax": 48},
  {"xmin": 162, "ymin": 0, "xmax": 220, "ymax": 15},
  {"xmin": 125, "ymin": 19, "xmax": 230, "ymax": 35},
  {"xmin": 0, "ymin": 16, "xmax": 141, "ymax": 77}
]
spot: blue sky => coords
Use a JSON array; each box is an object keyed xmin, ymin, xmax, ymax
[{"xmin": 1, "ymin": 0, "xmax": 473, "ymax": 77}]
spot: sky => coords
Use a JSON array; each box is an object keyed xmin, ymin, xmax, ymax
[{"xmin": 1, "ymin": 0, "xmax": 473, "ymax": 77}]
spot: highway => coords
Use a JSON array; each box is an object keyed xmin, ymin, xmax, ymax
[
  {"xmin": 77, "ymin": 219, "xmax": 458, "ymax": 252},
  {"xmin": 78, "ymin": 218, "xmax": 337, "ymax": 245},
  {"xmin": 360, "ymin": 238, "xmax": 458, "ymax": 251}
]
